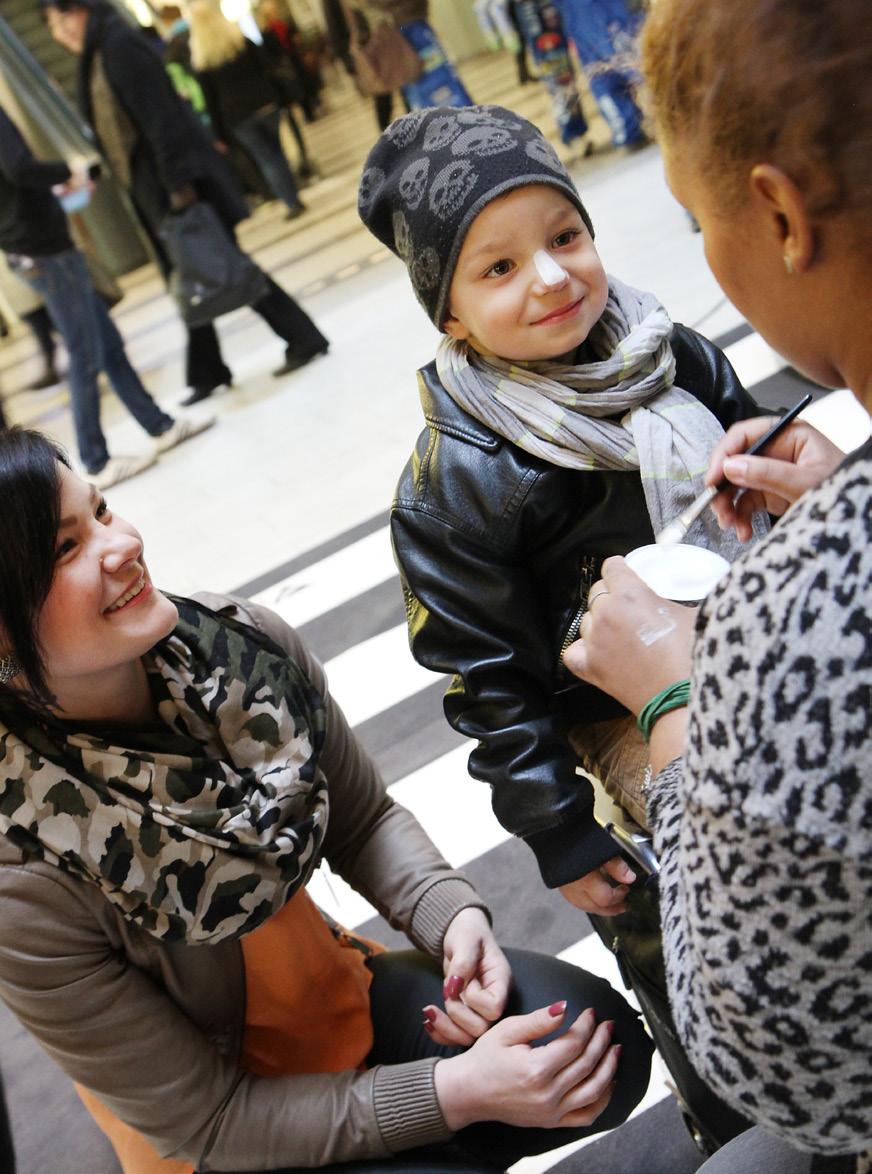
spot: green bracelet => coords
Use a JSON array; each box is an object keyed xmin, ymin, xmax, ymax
[{"xmin": 636, "ymin": 679, "xmax": 691, "ymax": 743}]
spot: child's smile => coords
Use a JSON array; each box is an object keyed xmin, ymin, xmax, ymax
[
  {"xmin": 530, "ymin": 296, "xmax": 586, "ymax": 326},
  {"xmin": 443, "ymin": 185, "xmax": 609, "ymax": 363}
]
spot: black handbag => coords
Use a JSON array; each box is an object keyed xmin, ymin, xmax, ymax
[{"xmin": 159, "ymin": 201, "xmax": 268, "ymax": 328}]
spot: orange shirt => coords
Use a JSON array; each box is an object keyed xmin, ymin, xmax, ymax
[{"xmin": 78, "ymin": 890, "xmax": 383, "ymax": 1174}]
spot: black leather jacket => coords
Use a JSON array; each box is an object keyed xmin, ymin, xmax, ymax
[{"xmin": 391, "ymin": 325, "xmax": 761, "ymax": 888}]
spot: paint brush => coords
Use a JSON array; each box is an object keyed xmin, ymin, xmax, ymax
[{"xmin": 655, "ymin": 393, "xmax": 813, "ymax": 545}]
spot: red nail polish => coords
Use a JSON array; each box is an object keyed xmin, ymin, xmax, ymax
[
  {"xmin": 422, "ymin": 1006, "xmax": 437, "ymax": 1024},
  {"xmin": 548, "ymin": 1000, "xmax": 567, "ymax": 1017},
  {"xmin": 422, "ymin": 1019, "xmax": 435, "ymax": 1033},
  {"xmin": 613, "ymin": 1043, "xmax": 622, "ymax": 1058},
  {"xmin": 444, "ymin": 975, "xmax": 464, "ymax": 1000},
  {"xmin": 604, "ymin": 1019, "xmax": 615, "ymax": 1038}
]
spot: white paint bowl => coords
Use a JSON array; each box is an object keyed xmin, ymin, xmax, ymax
[{"xmin": 625, "ymin": 544, "xmax": 730, "ymax": 603}]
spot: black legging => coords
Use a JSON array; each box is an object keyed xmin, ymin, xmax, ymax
[
  {"xmin": 0, "ymin": 1067, "xmax": 15, "ymax": 1173},
  {"xmin": 205, "ymin": 947, "xmax": 653, "ymax": 1173}
]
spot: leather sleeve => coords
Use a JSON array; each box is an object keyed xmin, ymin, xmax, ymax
[
  {"xmin": 671, "ymin": 324, "xmax": 764, "ymax": 426},
  {"xmin": 389, "ymin": 504, "xmax": 618, "ymax": 888}
]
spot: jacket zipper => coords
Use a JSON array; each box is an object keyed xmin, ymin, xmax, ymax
[
  {"xmin": 559, "ymin": 601, "xmax": 586, "ymax": 664},
  {"xmin": 558, "ymin": 555, "xmax": 599, "ymax": 669}
]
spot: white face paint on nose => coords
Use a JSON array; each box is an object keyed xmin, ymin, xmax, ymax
[{"xmin": 533, "ymin": 249, "xmax": 568, "ymax": 287}]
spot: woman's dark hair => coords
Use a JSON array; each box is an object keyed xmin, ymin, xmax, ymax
[
  {"xmin": 641, "ymin": 0, "xmax": 872, "ymax": 221},
  {"xmin": 0, "ymin": 428, "xmax": 70, "ymax": 712}
]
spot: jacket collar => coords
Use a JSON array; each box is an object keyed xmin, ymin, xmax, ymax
[{"xmin": 417, "ymin": 360, "xmax": 501, "ymax": 452}]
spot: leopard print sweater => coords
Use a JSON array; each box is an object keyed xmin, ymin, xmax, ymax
[{"xmin": 648, "ymin": 437, "xmax": 872, "ymax": 1159}]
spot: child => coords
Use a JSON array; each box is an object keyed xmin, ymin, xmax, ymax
[{"xmin": 357, "ymin": 105, "xmax": 766, "ymax": 915}]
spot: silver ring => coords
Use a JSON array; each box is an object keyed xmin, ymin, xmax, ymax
[{"xmin": 587, "ymin": 588, "xmax": 610, "ymax": 610}]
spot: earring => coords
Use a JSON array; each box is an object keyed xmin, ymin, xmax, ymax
[
  {"xmin": 783, "ymin": 253, "xmax": 795, "ymax": 275},
  {"xmin": 0, "ymin": 654, "xmax": 22, "ymax": 685}
]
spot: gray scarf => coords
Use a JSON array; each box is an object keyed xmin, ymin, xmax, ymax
[{"xmin": 436, "ymin": 277, "xmax": 767, "ymax": 554}]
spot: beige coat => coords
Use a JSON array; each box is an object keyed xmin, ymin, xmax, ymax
[{"xmin": 0, "ymin": 595, "xmax": 486, "ymax": 1170}]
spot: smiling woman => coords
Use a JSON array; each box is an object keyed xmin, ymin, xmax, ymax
[{"xmin": 0, "ymin": 425, "xmax": 653, "ymax": 1174}]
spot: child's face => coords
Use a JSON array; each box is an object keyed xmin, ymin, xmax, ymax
[{"xmin": 444, "ymin": 185, "xmax": 608, "ymax": 362}]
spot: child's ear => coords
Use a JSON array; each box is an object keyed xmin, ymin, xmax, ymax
[{"xmin": 443, "ymin": 314, "xmax": 470, "ymax": 341}]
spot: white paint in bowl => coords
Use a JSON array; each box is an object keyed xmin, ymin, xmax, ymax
[{"xmin": 625, "ymin": 544, "xmax": 730, "ymax": 602}]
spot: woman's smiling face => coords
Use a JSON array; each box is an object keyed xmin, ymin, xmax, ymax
[
  {"xmin": 37, "ymin": 464, "xmax": 178, "ymax": 713},
  {"xmin": 443, "ymin": 185, "xmax": 609, "ymax": 362}
]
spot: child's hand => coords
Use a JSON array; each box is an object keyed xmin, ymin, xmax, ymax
[
  {"xmin": 423, "ymin": 907, "xmax": 511, "ymax": 1045},
  {"xmin": 559, "ymin": 856, "xmax": 636, "ymax": 916}
]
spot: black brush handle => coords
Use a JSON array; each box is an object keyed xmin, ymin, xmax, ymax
[{"xmin": 715, "ymin": 393, "xmax": 813, "ymax": 492}]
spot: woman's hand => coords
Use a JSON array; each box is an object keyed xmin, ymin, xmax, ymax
[
  {"xmin": 707, "ymin": 417, "xmax": 844, "ymax": 541},
  {"xmin": 423, "ymin": 907, "xmax": 511, "ymax": 1045},
  {"xmin": 562, "ymin": 559, "xmax": 696, "ymax": 715},
  {"xmin": 434, "ymin": 1003, "xmax": 620, "ymax": 1131}
]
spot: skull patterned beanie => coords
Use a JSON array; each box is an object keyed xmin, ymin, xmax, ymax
[{"xmin": 357, "ymin": 104, "xmax": 594, "ymax": 329}]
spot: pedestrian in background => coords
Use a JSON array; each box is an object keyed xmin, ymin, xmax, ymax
[
  {"xmin": 187, "ymin": 0, "xmax": 306, "ymax": 220},
  {"xmin": 555, "ymin": 0, "xmax": 647, "ymax": 149},
  {"xmin": 0, "ymin": 103, "xmax": 210, "ymax": 488},
  {"xmin": 42, "ymin": 0, "xmax": 329, "ymax": 403}
]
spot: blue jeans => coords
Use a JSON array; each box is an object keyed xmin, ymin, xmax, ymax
[
  {"xmin": 233, "ymin": 108, "xmax": 300, "ymax": 212},
  {"xmin": 21, "ymin": 249, "xmax": 172, "ymax": 472}
]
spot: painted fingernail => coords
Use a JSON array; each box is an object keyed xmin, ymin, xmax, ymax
[
  {"xmin": 612, "ymin": 1043, "xmax": 622, "ymax": 1058},
  {"xmin": 604, "ymin": 1019, "xmax": 615, "ymax": 1038},
  {"xmin": 444, "ymin": 975, "xmax": 464, "ymax": 1000},
  {"xmin": 422, "ymin": 1006, "xmax": 437, "ymax": 1024},
  {"xmin": 548, "ymin": 1000, "xmax": 567, "ymax": 1017},
  {"xmin": 422, "ymin": 1019, "xmax": 435, "ymax": 1033}
]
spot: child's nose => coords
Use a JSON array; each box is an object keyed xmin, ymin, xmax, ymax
[{"xmin": 533, "ymin": 249, "xmax": 568, "ymax": 289}]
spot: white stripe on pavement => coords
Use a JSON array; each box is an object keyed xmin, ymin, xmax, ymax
[
  {"xmin": 324, "ymin": 622, "xmax": 439, "ymax": 727},
  {"xmin": 251, "ymin": 525, "xmax": 396, "ymax": 629},
  {"xmin": 723, "ymin": 331, "xmax": 786, "ymax": 388}
]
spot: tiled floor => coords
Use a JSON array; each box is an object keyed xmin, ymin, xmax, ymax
[{"xmin": 0, "ymin": 50, "xmax": 868, "ymax": 1174}]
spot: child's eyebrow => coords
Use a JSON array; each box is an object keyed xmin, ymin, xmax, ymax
[{"xmin": 460, "ymin": 239, "xmax": 514, "ymax": 267}]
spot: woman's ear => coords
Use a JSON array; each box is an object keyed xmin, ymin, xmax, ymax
[
  {"xmin": 749, "ymin": 164, "xmax": 815, "ymax": 275},
  {"xmin": 443, "ymin": 314, "xmax": 471, "ymax": 342}
]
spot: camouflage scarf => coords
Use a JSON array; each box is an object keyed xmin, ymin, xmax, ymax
[{"xmin": 0, "ymin": 598, "xmax": 329, "ymax": 944}]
